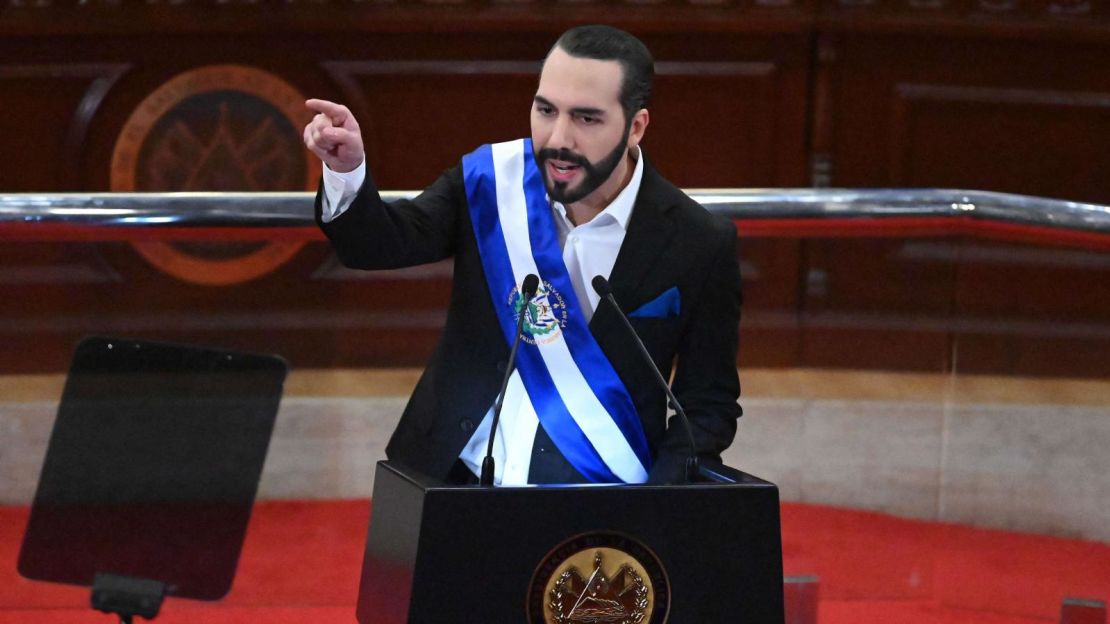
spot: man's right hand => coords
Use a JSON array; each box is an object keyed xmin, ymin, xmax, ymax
[{"xmin": 304, "ymin": 99, "xmax": 365, "ymax": 173}]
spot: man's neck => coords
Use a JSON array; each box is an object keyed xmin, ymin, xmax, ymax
[{"xmin": 564, "ymin": 150, "xmax": 636, "ymax": 227}]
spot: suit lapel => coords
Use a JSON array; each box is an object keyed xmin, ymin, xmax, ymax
[{"xmin": 590, "ymin": 161, "xmax": 677, "ymax": 333}]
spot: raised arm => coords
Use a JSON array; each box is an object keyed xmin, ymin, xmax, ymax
[{"xmin": 304, "ymin": 99, "xmax": 463, "ymax": 270}]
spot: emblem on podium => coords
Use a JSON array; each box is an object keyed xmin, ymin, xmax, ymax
[{"xmin": 529, "ymin": 532, "xmax": 670, "ymax": 624}]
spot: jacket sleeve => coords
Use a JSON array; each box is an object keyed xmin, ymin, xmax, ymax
[{"xmin": 315, "ymin": 165, "xmax": 465, "ymax": 270}]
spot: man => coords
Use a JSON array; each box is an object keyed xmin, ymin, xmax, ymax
[{"xmin": 303, "ymin": 25, "xmax": 741, "ymax": 485}]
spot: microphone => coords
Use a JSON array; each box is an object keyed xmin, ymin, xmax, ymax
[
  {"xmin": 591, "ymin": 275, "xmax": 700, "ymax": 484},
  {"xmin": 480, "ymin": 273, "xmax": 540, "ymax": 486}
]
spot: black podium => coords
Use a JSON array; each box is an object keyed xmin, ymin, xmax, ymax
[{"xmin": 358, "ymin": 461, "xmax": 784, "ymax": 624}]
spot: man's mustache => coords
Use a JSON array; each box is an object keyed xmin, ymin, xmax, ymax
[{"xmin": 536, "ymin": 148, "xmax": 590, "ymax": 169}]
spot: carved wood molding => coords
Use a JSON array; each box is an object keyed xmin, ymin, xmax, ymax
[
  {"xmin": 813, "ymin": 0, "xmax": 1109, "ymax": 45},
  {"xmin": 888, "ymin": 82, "xmax": 1110, "ymax": 183},
  {"xmin": 822, "ymin": 0, "xmax": 1101, "ymax": 17},
  {"xmin": 0, "ymin": 0, "xmax": 804, "ymax": 43},
  {"xmin": 318, "ymin": 59, "xmax": 537, "ymax": 135},
  {"xmin": 0, "ymin": 63, "xmax": 131, "ymax": 186},
  {"xmin": 0, "ymin": 245, "xmax": 123, "ymax": 286},
  {"xmin": 319, "ymin": 59, "xmax": 540, "ymax": 168},
  {"xmin": 5, "ymin": 0, "xmax": 1105, "ymax": 38},
  {"xmin": 896, "ymin": 83, "xmax": 1110, "ymax": 109},
  {"xmin": 320, "ymin": 58, "xmax": 776, "ymax": 112},
  {"xmin": 5, "ymin": 0, "xmax": 1101, "ymax": 16},
  {"xmin": 320, "ymin": 58, "xmax": 782, "ymax": 183},
  {"xmin": 3, "ymin": 0, "xmax": 805, "ymax": 7},
  {"xmin": 655, "ymin": 60, "xmax": 779, "ymax": 76}
]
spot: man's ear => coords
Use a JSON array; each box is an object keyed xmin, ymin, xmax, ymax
[{"xmin": 628, "ymin": 108, "xmax": 650, "ymax": 149}]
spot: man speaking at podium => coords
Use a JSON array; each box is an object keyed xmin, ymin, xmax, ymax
[{"xmin": 304, "ymin": 25, "xmax": 742, "ymax": 486}]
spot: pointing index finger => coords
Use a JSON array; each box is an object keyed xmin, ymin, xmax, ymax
[{"xmin": 305, "ymin": 98, "xmax": 348, "ymax": 126}]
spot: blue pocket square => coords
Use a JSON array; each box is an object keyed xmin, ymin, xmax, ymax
[{"xmin": 629, "ymin": 287, "xmax": 680, "ymax": 319}]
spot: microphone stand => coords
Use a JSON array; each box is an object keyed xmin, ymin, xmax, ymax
[
  {"xmin": 592, "ymin": 276, "xmax": 700, "ymax": 483},
  {"xmin": 480, "ymin": 275, "xmax": 539, "ymax": 486}
]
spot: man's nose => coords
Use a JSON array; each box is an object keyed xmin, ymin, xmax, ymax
[{"xmin": 547, "ymin": 115, "xmax": 574, "ymax": 151}]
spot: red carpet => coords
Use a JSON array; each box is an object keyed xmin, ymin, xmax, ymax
[{"xmin": 1, "ymin": 500, "xmax": 1106, "ymax": 623}]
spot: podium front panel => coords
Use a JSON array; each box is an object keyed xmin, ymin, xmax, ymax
[{"xmin": 360, "ymin": 461, "xmax": 784, "ymax": 624}]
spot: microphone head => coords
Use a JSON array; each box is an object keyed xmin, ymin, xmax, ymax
[
  {"xmin": 522, "ymin": 274, "xmax": 540, "ymax": 298},
  {"xmin": 591, "ymin": 275, "xmax": 612, "ymax": 297}
]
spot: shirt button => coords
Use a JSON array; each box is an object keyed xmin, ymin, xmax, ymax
[{"xmin": 459, "ymin": 419, "xmax": 475, "ymax": 433}]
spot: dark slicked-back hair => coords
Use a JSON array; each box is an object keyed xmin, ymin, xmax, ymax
[{"xmin": 551, "ymin": 24, "xmax": 654, "ymax": 122}]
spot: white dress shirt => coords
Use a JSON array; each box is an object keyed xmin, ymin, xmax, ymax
[{"xmin": 321, "ymin": 149, "xmax": 644, "ymax": 485}]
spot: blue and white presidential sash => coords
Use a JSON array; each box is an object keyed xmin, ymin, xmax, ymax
[{"xmin": 462, "ymin": 139, "xmax": 651, "ymax": 484}]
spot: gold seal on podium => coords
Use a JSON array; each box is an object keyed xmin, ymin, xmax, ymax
[{"xmin": 529, "ymin": 532, "xmax": 670, "ymax": 624}]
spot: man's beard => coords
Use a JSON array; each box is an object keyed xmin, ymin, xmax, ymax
[{"xmin": 535, "ymin": 124, "xmax": 631, "ymax": 205}]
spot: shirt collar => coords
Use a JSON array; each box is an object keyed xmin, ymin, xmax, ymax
[{"xmin": 552, "ymin": 147, "xmax": 644, "ymax": 231}]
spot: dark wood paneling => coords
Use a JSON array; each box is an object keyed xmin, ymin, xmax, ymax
[
  {"xmin": 737, "ymin": 239, "xmax": 804, "ymax": 367},
  {"xmin": 953, "ymin": 334, "xmax": 1110, "ymax": 378},
  {"xmin": 318, "ymin": 31, "xmax": 810, "ymax": 189},
  {"xmin": 321, "ymin": 60, "xmax": 539, "ymax": 188},
  {"xmin": 650, "ymin": 61, "xmax": 796, "ymax": 186},
  {"xmin": 0, "ymin": 2, "xmax": 818, "ymax": 39},
  {"xmin": 889, "ymin": 84, "xmax": 1110, "ymax": 203},
  {"xmin": 0, "ymin": 240, "xmax": 452, "ymax": 373},
  {"xmin": 797, "ymin": 238, "xmax": 959, "ymax": 372},
  {"xmin": 0, "ymin": 7, "xmax": 1108, "ymax": 377},
  {"xmin": 826, "ymin": 35, "xmax": 1110, "ymax": 203},
  {"xmin": 0, "ymin": 63, "xmax": 129, "ymax": 191},
  {"xmin": 951, "ymin": 241, "xmax": 1110, "ymax": 376},
  {"xmin": 644, "ymin": 32, "xmax": 812, "ymax": 187},
  {"xmin": 808, "ymin": 30, "xmax": 1110, "ymax": 375}
]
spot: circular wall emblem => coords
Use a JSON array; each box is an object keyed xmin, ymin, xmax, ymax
[
  {"xmin": 528, "ymin": 532, "xmax": 670, "ymax": 624},
  {"xmin": 111, "ymin": 64, "xmax": 320, "ymax": 285}
]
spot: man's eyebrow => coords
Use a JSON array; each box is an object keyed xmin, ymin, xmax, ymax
[
  {"xmin": 533, "ymin": 96, "xmax": 607, "ymax": 118},
  {"xmin": 570, "ymin": 107, "xmax": 606, "ymax": 117}
]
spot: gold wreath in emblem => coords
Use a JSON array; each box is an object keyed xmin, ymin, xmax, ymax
[{"xmin": 549, "ymin": 551, "xmax": 650, "ymax": 624}]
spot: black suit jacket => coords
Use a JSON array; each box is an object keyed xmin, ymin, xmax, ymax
[{"xmin": 316, "ymin": 153, "xmax": 742, "ymax": 484}]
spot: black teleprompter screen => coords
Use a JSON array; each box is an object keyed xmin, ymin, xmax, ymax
[{"xmin": 18, "ymin": 336, "xmax": 286, "ymax": 600}]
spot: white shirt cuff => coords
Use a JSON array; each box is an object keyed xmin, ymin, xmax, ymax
[{"xmin": 320, "ymin": 160, "xmax": 367, "ymax": 223}]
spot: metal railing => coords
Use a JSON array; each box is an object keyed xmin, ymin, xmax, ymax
[{"xmin": 2, "ymin": 188, "xmax": 1108, "ymax": 236}]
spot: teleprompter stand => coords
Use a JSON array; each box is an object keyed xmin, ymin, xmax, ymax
[
  {"xmin": 91, "ymin": 573, "xmax": 166, "ymax": 624},
  {"xmin": 357, "ymin": 460, "xmax": 785, "ymax": 623},
  {"xmin": 17, "ymin": 337, "xmax": 286, "ymax": 623}
]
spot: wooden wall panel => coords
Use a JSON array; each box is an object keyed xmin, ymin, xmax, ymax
[
  {"xmin": 0, "ymin": 240, "xmax": 453, "ymax": 373},
  {"xmin": 644, "ymin": 32, "xmax": 812, "ymax": 188},
  {"xmin": 889, "ymin": 84, "xmax": 1110, "ymax": 204},
  {"xmin": 314, "ymin": 31, "xmax": 812, "ymax": 189},
  {"xmin": 321, "ymin": 60, "xmax": 539, "ymax": 188},
  {"xmin": 825, "ymin": 35, "xmax": 1110, "ymax": 202},
  {"xmin": 0, "ymin": 6, "xmax": 1107, "ymax": 377},
  {"xmin": 650, "ymin": 62, "xmax": 788, "ymax": 186},
  {"xmin": 951, "ymin": 241, "xmax": 1110, "ymax": 377},
  {"xmin": 807, "ymin": 31, "xmax": 1110, "ymax": 376},
  {"xmin": 736, "ymin": 239, "xmax": 804, "ymax": 368},
  {"xmin": 797, "ymin": 238, "xmax": 959, "ymax": 372},
  {"xmin": 0, "ymin": 64, "xmax": 129, "ymax": 191}
]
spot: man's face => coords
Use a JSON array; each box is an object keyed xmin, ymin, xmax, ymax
[{"xmin": 531, "ymin": 47, "xmax": 639, "ymax": 206}]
